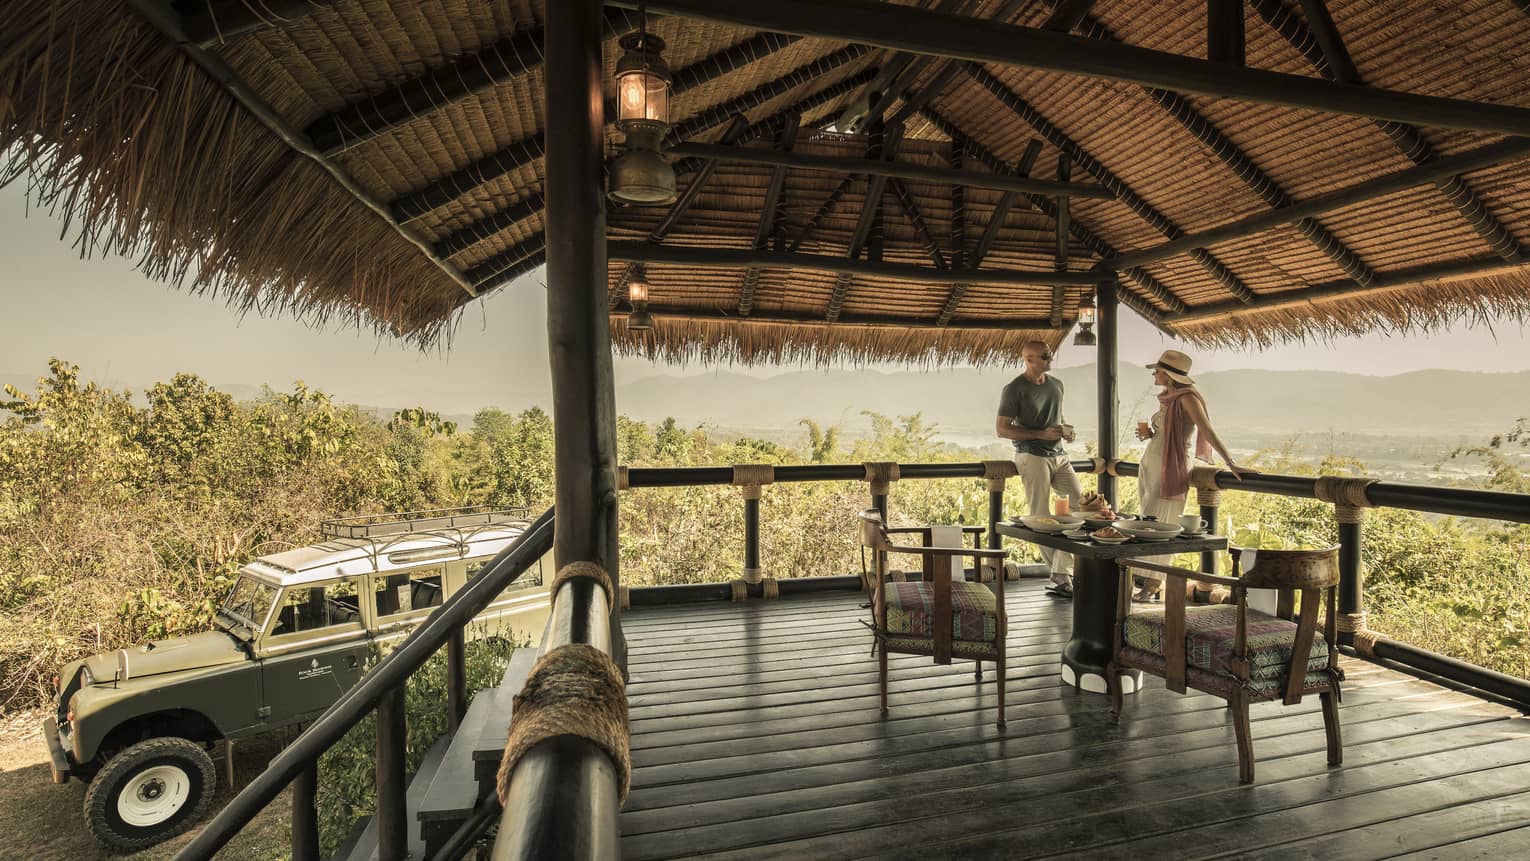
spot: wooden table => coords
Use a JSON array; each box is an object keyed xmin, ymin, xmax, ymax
[{"xmin": 996, "ymin": 522, "xmax": 1229, "ymax": 694}]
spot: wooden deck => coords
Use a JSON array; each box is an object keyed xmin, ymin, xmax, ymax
[{"xmin": 620, "ymin": 579, "xmax": 1530, "ymax": 860}]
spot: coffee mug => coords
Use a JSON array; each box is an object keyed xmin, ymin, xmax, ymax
[{"xmin": 1179, "ymin": 515, "xmax": 1208, "ymax": 533}]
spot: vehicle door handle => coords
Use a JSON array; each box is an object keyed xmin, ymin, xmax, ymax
[{"xmin": 347, "ymin": 656, "xmax": 359, "ymax": 669}]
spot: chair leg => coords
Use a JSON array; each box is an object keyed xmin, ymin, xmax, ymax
[
  {"xmin": 995, "ymin": 652, "xmax": 1006, "ymax": 729},
  {"xmin": 879, "ymin": 641, "xmax": 889, "ymax": 715},
  {"xmin": 1231, "ymin": 691, "xmax": 1255, "ymax": 783},
  {"xmin": 1321, "ymin": 690, "xmax": 1342, "ymax": 767}
]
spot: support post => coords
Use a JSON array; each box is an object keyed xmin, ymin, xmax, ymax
[
  {"xmin": 1095, "ymin": 276, "xmax": 1118, "ymax": 506},
  {"xmin": 1190, "ymin": 468, "xmax": 1224, "ymax": 574},
  {"xmin": 291, "ymin": 762, "xmax": 319, "ymax": 861},
  {"xmin": 547, "ymin": 0, "xmax": 624, "ymax": 667},
  {"xmin": 447, "ymin": 627, "xmax": 467, "ymax": 733},
  {"xmin": 865, "ymin": 462, "xmax": 899, "ymax": 523},
  {"xmin": 983, "ymin": 461, "xmax": 1019, "ymax": 553},
  {"xmin": 376, "ymin": 685, "xmax": 407, "ymax": 861},
  {"xmin": 743, "ymin": 497, "xmax": 761, "ymax": 578},
  {"xmin": 1314, "ymin": 476, "xmax": 1377, "ymax": 646}
]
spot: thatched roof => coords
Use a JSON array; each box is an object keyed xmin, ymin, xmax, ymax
[{"xmin": 4, "ymin": 0, "xmax": 1530, "ymax": 364}]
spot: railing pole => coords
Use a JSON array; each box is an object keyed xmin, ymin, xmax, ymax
[
  {"xmin": 291, "ymin": 762, "xmax": 319, "ymax": 861},
  {"xmin": 1337, "ymin": 517, "xmax": 1363, "ymax": 644},
  {"xmin": 743, "ymin": 495, "xmax": 760, "ymax": 577},
  {"xmin": 447, "ymin": 627, "xmax": 467, "ymax": 733},
  {"xmin": 1199, "ymin": 497, "xmax": 1220, "ymax": 574},
  {"xmin": 376, "ymin": 684, "xmax": 408, "ymax": 861}
]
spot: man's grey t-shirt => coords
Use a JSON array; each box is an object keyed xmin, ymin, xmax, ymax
[{"xmin": 998, "ymin": 374, "xmax": 1066, "ymax": 456}]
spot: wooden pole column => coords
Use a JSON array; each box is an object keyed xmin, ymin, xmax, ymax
[
  {"xmin": 1096, "ymin": 276, "xmax": 1119, "ymax": 506},
  {"xmin": 983, "ymin": 460, "xmax": 1019, "ymax": 552},
  {"xmin": 375, "ymin": 685, "xmax": 407, "ymax": 861},
  {"xmin": 547, "ymin": 0, "xmax": 624, "ymax": 667},
  {"xmin": 731, "ymin": 465, "xmax": 777, "ymax": 600},
  {"xmin": 447, "ymin": 627, "xmax": 467, "ymax": 732},
  {"xmin": 290, "ymin": 762, "xmax": 319, "ymax": 861},
  {"xmin": 1315, "ymin": 476, "xmax": 1379, "ymax": 647},
  {"xmin": 1191, "ymin": 467, "xmax": 1223, "ymax": 574},
  {"xmin": 865, "ymin": 462, "xmax": 900, "ymax": 523}
]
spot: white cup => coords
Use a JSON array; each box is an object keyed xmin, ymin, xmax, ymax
[{"xmin": 1179, "ymin": 515, "xmax": 1208, "ymax": 533}]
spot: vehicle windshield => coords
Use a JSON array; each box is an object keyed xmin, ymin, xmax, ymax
[{"xmin": 218, "ymin": 576, "xmax": 277, "ymax": 633}]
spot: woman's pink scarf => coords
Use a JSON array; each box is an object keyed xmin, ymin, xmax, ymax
[{"xmin": 1157, "ymin": 386, "xmax": 1215, "ymax": 501}]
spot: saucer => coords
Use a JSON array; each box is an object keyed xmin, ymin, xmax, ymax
[{"xmin": 1180, "ymin": 528, "xmax": 1208, "ymax": 536}]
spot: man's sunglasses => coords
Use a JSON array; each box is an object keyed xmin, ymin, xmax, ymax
[{"xmin": 1029, "ymin": 352, "xmax": 1053, "ymax": 360}]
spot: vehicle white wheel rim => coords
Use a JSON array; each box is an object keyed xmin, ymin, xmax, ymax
[{"xmin": 117, "ymin": 764, "xmax": 191, "ymax": 827}]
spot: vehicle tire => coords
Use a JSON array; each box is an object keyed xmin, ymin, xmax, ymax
[{"xmin": 83, "ymin": 736, "xmax": 217, "ymax": 852}]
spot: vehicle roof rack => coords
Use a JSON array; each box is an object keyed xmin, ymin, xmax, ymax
[{"xmin": 320, "ymin": 506, "xmax": 530, "ymax": 540}]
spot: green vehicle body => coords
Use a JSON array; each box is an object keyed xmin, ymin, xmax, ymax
[{"xmin": 45, "ymin": 509, "xmax": 549, "ymax": 786}]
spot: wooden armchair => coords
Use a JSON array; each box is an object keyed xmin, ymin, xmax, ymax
[
  {"xmin": 1106, "ymin": 547, "xmax": 1344, "ymax": 782},
  {"xmin": 858, "ymin": 510, "xmax": 1010, "ymax": 728}
]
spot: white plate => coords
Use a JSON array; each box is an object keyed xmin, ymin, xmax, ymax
[
  {"xmin": 1181, "ymin": 528, "xmax": 1208, "ymax": 536},
  {"xmin": 1017, "ymin": 514, "xmax": 1085, "ymax": 533},
  {"xmin": 1061, "ymin": 529, "xmax": 1090, "ymax": 540},
  {"xmin": 1131, "ymin": 534, "xmax": 1174, "ymax": 542},
  {"xmin": 1091, "ymin": 535, "xmax": 1131, "ymax": 544}
]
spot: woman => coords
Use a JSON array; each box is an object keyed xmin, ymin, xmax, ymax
[{"xmin": 1132, "ymin": 349, "xmax": 1244, "ymax": 600}]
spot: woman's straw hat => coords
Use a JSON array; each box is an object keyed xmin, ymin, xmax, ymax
[{"xmin": 1146, "ymin": 349, "xmax": 1196, "ymax": 384}]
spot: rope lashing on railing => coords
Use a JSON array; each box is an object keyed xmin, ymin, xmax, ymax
[
  {"xmin": 982, "ymin": 459, "xmax": 1017, "ymax": 492},
  {"xmin": 1315, "ymin": 475, "xmax": 1379, "ymax": 523},
  {"xmin": 496, "ymin": 643, "xmax": 631, "ymax": 804},
  {"xmin": 1190, "ymin": 464, "xmax": 1223, "ymax": 506},
  {"xmin": 1338, "ymin": 610, "xmax": 1369, "ymax": 636},
  {"xmin": 1091, "ymin": 457, "xmax": 1125, "ymax": 477},
  {"xmin": 863, "ymin": 461, "xmax": 900, "ymax": 495},
  {"xmin": 1352, "ymin": 628, "xmax": 1382, "ymax": 658},
  {"xmin": 548, "ymin": 560, "xmax": 615, "ymax": 611},
  {"xmin": 732, "ymin": 463, "xmax": 775, "ymax": 500}
]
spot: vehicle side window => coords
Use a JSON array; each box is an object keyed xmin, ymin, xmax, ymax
[
  {"xmin": 466, "ymin": 554, "xmax": 545, "ymax": 601},
  {"xmin": 270, "ymin": 580, "xmax": 363, "ymax": 637},
  {"xmin": 374, "ymin": 565, "xmax": 446, "ymax": 619}
]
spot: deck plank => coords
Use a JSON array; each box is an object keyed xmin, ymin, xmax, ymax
[{"xmin": 620, "ymin": 582, "xmax": 1530, "ymax": 861}]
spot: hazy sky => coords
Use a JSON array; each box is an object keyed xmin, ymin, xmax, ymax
[{"xmin": 4, "ymin": 181, "xmax": 1529, "ymax": 416}]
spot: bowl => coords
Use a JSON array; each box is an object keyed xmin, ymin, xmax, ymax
[
  {"xmin": 1017, "ymin": 514, "xmax": 1085, "ymax": 533},
  {"xmin": 1091, "ymin": 533, "xmax": 1131, "ymax": 544},
  {"xmin": 1081, "ymin": 514, "xmax": 1117, "ymax": 529},
  {"xmin": 1113, "ymin": 519, "xmax": 1183, "ymax": 539},
  {"xmin": 1061, "ymin": 528, "xmax": 1091, "ymax": 540}
]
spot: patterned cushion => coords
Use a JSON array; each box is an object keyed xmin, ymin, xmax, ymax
[
  {"xmin": 1123, "ymin": 605, "xmax": 1330, "ymax": 681},
  {"xmin": 882, "ymin": 636, "xmax": 1000, "ymax": 660},
  {"xmin": 1119, "ymin": 647, "xmax": 1337, "ymax": 698},
  {"xmin": 881, "ymin": 580, "xmax": 997, "ymax": 642}
]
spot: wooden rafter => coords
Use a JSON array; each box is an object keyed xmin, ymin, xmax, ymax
[
  {"xmin": 1042, "ymin": 0, "xmax": 1097, "ymax": 32},
  {"xmin": 615, "ymin": 0, "xmax": 1530, "ymax": 136},
  {"xmin": 1247, "ymin": 0, "xmax": 1525, "ymax": 261},
  {"xmin": 1051, "ymin": 154, "xmax": 1070, "ymax": 328},
  {"xmin": 889, "ymin": 178, "xmax": 947, "ymax": 269},
  {"xmin": 826, "ymin": 123, "xmax": 901, "ymax": 322},
  {"xmin": 465, "ymin": 235, "xmax": 547, "ymax": 287},
  {"xmin": 833, "ymin": 0, "xmax": 972, "ymax": 133},
  {"xmin": 664, "ymin": 142, "xmax": 1113, "ymax": 198},
  {"xmin": 937, "ymin": 139, "xmax": 1042, "ymax": 325},
  {"xmin": 667, "ymin": 45, "xmax": 872, "ymax": 143},
  {"xmin": 739, "ymin": 113, "xmax": 801, "ymax": 315},
  {"xmin": 435, "ymin": 194, "xmax": 544, "ymax": 260},
  {"xmin": 1106, "ymin": 137, "xmax": 1530, "ymax": 271},
  {"xmin": 916, "ymin": 106, "xmax": 1182, "ymax": 319},
  {"xmin": 606, "ymin": 242, "xmax": 1104, "ymax": 287},
  {"xmin": 621, "ymin": 306, "xmax": 1061, "ymax": 331},
  {"xmin": 1058, "ymin": 7, "xmax": 1377, "ymax": 288},
  {"xmin": 966, "ymin": 65, "xmax": 1257, "ymax": 303}
]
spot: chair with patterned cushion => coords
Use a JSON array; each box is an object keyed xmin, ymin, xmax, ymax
[
  {"xmin": 858, "ymin": 509, "xmax": 1010, "ymax": 727},
  {"xmin": 1106, "ymin": 546, "xmax": 1344, "ymax": 782}
]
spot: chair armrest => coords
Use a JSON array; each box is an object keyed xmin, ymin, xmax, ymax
[
  {"xmin": 885, "ymin": 526, "xmax": 985, "ymax": 535},
  {"xmin": 885, "ymin": 544, "xmax": 1007, "ymax": 560},
  {"xmin": 1128, "ymin": 560, "xmax": 1242, "ymax": 588}
]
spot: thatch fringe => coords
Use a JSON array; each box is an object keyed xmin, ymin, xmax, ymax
[
  {"xmin": 0, "ymin": 0, "xmax": 463, "ymax": 346},
  {"xmin": 1168, "ymin": 266, "xmax": 1530, "ymax": 349},
  {"xmin": 610, "ymin": 316, "xmax": 1063, "ymax": 367}
]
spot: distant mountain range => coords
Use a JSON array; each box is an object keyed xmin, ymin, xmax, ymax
[
  {"xmin": 8, "ymin": 366, "xmax": 1528, "ymax": 444},
  {"xmin": 613, "ymin": 365, "xmax": 1530, "ymax": 443}
]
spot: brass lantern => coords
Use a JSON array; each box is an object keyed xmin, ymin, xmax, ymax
[
  {"xmin": 1073, "ymin": 289, "xmax": 1098, "ymax": 347},
  {"xmin": 610, "ymin": 31, "xmax": 676, "ymax": 205},
  {"xmin": 627, "ymin": 265, "xmax": 654, "ymax": 330}
]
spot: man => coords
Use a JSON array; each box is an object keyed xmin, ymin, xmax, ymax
[{"xmin": 996, "ymin": 340, "xmax": 1082, "ymax": 597}]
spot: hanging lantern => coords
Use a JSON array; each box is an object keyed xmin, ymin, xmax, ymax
[
  {"xmin": 627, "ymin": 265, "xmax": 654, "ymax": 330},
  {"xmin": 609, "ymin": 31, "xmax": 676, "ymax": 205},
  {"xmin": 1073, "ymin": 288, "xmax": 1098, "ymax": 346}
]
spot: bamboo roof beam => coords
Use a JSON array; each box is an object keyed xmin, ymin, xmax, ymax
[
  {"xmin": 1166, "ymin": 257, "xmax": 1530, "ymax": 325},
  {"xmin": 939, "ymin": 139, "xmax": 1042, "ymax": 325},
  {"xmin": 664, "ymin": 142, "xmax": 1113, "ymax": 198},
  {"xmin": 435, "ymin": 194, "xmax": 544, "ymax": 260},
  {"xmin": 180, "ymin": 0, "xmax": 335, "ymax": 48},
  {"xmin": 739, "ymin": 113, "xmax": 801, "ymax": 315},
  {"xmin": 826, "ymin": 123, "xmax": 901, "ymax": 322},
  {"xmin": 619, "ymin": 306, "xmax": 1061, "ymax": 331},
  {"xmin": 1056, "ymin": 6, "xmax": 1377, "ymax": 287},
  {"xmin": 125, "ymin": 0, "xmax": 475, "ymax": 298},
  {"xmin": 916, "ymin": 105, "xmax": 1180, "ymax": 320},
  {"xmin": 1051, "ymin": 154, "xmax": 1071, "ymax": 328},
  {"xmin": 887, "ymin": 0, "xmax": 1032, "ymax": 129},
  {"xmin": 788, "ymin": 177, "xmax": 857, "ymax": 252},
  {"xmin": 966, "ymin": 65, "xmax": 1257, "ymax": 304},
  {"xmin": 834, "ymin": 0, "xmax": 973, "ymax": 133},
  {"xmin": 606, "ymin": 242, "xmax": 1103, "ymax": 287},
  {"xmin": 667, "ymin": 45, "xmax": 873, "ymax": 144},
  {"xmin": 466, "ymin": 235, "xmax": 547, "ymax": 288},
  {"xmin": 1206, "ymin": 0, "xmax": 1245, "ymax": 66},
  {"xmin": 1247, "ymin": 0, "xmax": 1525, "ymax": 261},
  {"xmin": 1043, "ymin": 0, "xmax": 1098, "ymax": 33},
  {"xmin": 1105, "ymin": 137, "xmax": 1530, "ymax": 271},
  {"xmin": 889, "ymin": 178, "xmax": 947, "ymax": 270},
  {"xmin": 306, "ymin": 10, "xmax": 651, "ymax": 155},
  {"xmin": 617, "ymin": 0, "xmax": 1530, "ymax": 136}
]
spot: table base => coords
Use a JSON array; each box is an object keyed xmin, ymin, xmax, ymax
[{"xmin": 1061, "ymin": 660, "xmax": 1142, "ymax": 695}]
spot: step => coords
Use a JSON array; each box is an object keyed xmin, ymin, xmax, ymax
[
  {"xmin": 416, "ymin": 646, "xmax": 539, "ymax": 857},
  {"xmin": 336, "ymin": 733, "xmax": 450, "ymax": 861},
  {"xmin": 473, "ymin": 646, "xmax": 538, "ymax": 788}
]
